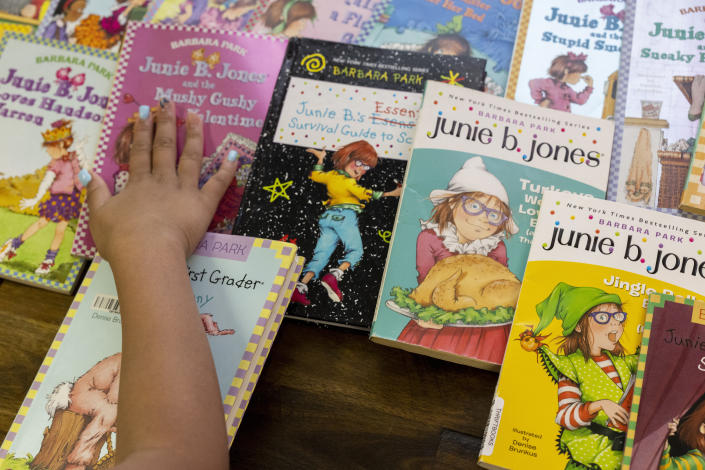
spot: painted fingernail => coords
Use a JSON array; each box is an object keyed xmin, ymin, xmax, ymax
[
  {"xmin": 159, "ymin": 98, "xmax": 170, "ymax": 109},
  {"xmin": 138, "ymin": 105, "xmax": 150, "ymax": 120},
  {"xmin": 227, "ymin": 150, "xmax": 238, "ymax": 162},
  {"xmin": 78, "ymin": 168, "xmax": 92, "ymax": 186}
]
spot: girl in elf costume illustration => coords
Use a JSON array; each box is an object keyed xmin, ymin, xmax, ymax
[
  {"xmin": 529, "ymin": 283, "xmax": 638, "ymax": 470},
  {"xmin": 0, "ymin": 120, "xmax": 86, "ymax": 275},
  {"xmin": 261, "ymin": 0, "xmax": 315, "ymax": 38},
  {"xmin": 529, "ymin": 52, "xmax": 594, "ymax": 113},
  {"xmin": 291, "ymin": 140, "xmax": 401, "ymax": 306},
  {"xmin": 394, "ymin": 157, "xmax": 519, "ymax": 363}
]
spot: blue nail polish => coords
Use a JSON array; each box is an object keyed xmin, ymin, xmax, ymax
[
  {"xmin": 159, "ymin": 98, "xmax": 169, "ymax": 108},
  {"xmin": 227, "ymin": 150, "xmax": 238, "ymax": 162},
  {"xmin": 139, "ymin": 105, "xmax": 150, "ymax": 120},
  {"xmin": 78, "ymin": 169, "xmax": 92, "ymax": 186}
]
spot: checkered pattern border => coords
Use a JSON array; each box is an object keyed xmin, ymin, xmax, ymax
[
  {"xmin": 34, "ymin": 0, "xmax": 61, "ymax": 38},
  {"xmin": 606, "ymin": 0, "xmax": 635, "ymax": 203},
  {"xmin": 0, "ymin": 261, "xmax": 100, "ymax": 462},
  {"xmin": 0, "ymin": 258, "xmax": 85, "ymax": 294},
  {"xmin": 223, "ymin": 242, "xmax": 300, "ymax": 443},
  {"xmin": 72, "ymin": 22, "xmax": 138, "ymax": 258},
  {"xmin": 0, "ymin": 22, "xmax": 33, "ymax": 36},
  {"xmin": 504, "ymin": 0, "xmax": 532, "ymax": 99},
  {"xmin": 621, "ymin": 294, "xmax": 690, "ymax": 467},
  {"xmin": 680, "ymin": 133, "xmax": 705, "ymax": 215},
  {"xmin": 142, "ymin": 13, "xmax": 287, "ymax": 41},
  {"xmin": 352, "ymin": 0, "xmax": 391, "ymax": 45},
  {"xmin": 1, "ymin": 29, "xmax": 118, "ymax": 60}
]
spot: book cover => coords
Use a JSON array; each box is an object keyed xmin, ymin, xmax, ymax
[
  {"xmin": 478, "ymin": 191, "xmax": 705, "ymax": 470},
  {"xmin": 357, "ymin": 0, "xmax": 521, "ymax": 96},
  {"xmin": 680, "ymin": 111, "xmax": 705, "ymax": 215},
  {"xmin": 607, "ymin": 0, "xmax": 705, "ymax": 214},
  {"xmin": 0, "ymin": 32, "xmax": 116, "ymax": 293},
  {"xmin": 0, "ymin": 233, "xmax": 299, "ymax": 469},
  {"xmin": 622, "ymin": 294, "xmax": 705, "ymax": 469},
  {"xmin": 506, "ymin": 0, "xmax": 624, "ymax": 118},
  {"xmin": 36, "ymin": 0, "xmax": 151, "ymax": 50},
  {"xmin": 371, "ymin": 81, "xmax": 614, "ymax": 369},
  {"xmin": 0, "ymin": 19, "xmax": 34, "ymax": 36},
  {"xmin": 0, "ymin": 0, "xmax": 50, "ymax": 26},
  {"xmin": 70, "ymin": 21, "xmax": 288, "ymax": 258},
  {"xmin": 144, "ymin": 0, "xmax": 256, "ymax": 33},
  {"xmin": 243, "ymin": 0, "xmax": 388, "ymax": 44},
  {"xmin": 233, "ymin": 38, "xmax": 486, "ymax": 330}
]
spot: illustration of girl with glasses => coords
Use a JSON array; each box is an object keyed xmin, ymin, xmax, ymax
[
  {"xmin": 527, "ymin": 283, "xmax": 637, "ymax": 470},
  {"xmin": 394, "ymin": 157, "xmax": 519, "ymax": 362},
  {"xmin": 291, "ymin": 140, "xmax": 402, "ymax": 306}
]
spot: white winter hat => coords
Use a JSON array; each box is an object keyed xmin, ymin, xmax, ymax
[{"xmin": 429, "ymin": 157, "xmax": 519, "ymax": 234}]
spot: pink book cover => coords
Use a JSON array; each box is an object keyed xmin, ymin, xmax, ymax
[
  {"xmin": 244, "ymin": 0, "xmax": 387, "ymax": 44},
  {"xmin": 71, "ymin": 21, "xmax": 287, "ymax": 258}
]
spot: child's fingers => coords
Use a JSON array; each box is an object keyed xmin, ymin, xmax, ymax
[
  {"xmin": 200, "ymin": 154, "xmax": 237, "ymax": 213},
  {"xmin": 152, "ymin": 100, "xmax": 178, "ymax": 179},
  {"xmin": 177, "ymin": 112, "xmax": 204, "ymax": 187},
  {"xmin": 128, "ymin": 106, "xmax": 154, "ymax": 180},
  {"xmin": 85, "ymin": 170, "xmax": 111, "ymax": 214}
]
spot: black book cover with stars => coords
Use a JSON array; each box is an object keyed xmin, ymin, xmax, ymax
[{"xmin": 233, "ymin": 37, "xmax": 486, "ymax": 329}]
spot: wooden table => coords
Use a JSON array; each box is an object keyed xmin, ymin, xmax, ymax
[{"xmin": 0, "ymin": 278, "xmax": 498, "ymax": 469}]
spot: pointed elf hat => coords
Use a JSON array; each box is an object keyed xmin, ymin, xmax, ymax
[{"xmin": 534, "ymin": 282, "xmax": 622, "ymax": 336}]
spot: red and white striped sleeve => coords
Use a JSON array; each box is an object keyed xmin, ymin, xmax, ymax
[{"xmin": 555, "ymin": 376, "xmax": 597, "ymax": 429}]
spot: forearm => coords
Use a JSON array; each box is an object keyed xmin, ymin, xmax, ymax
[{"xmin": 112, "ymin": 243, "xmax": 227, "ymax": 470}]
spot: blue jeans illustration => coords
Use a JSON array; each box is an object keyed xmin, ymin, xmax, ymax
[{"xmin": 304, "ymin": 207, "xmax": 363, "ymax": 279}]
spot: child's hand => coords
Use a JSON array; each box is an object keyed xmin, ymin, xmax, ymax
[
  {"xmin": 86, "ymin": 101, "xmax": 237, "ymax": 263},
  {"xmin": 583, "ymin": 75, "xmax": 594, "ymax": 88},
  {"xmin": 306, "ymin": 147, "xmax": 327, "ymax": 165}
]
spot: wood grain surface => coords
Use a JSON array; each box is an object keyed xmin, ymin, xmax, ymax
[{"xmin": 0, "ymin": 278, "xmax": 498, "ymax": 469}]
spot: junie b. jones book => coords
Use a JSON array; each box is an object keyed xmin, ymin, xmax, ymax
[
  {"xmin": 71, "ymin": 21, "xmax": 288, "ymax": 258},
  {"xmin": 622, "ymin": 294, "xmax": 705, "ymax": 470},
  {"xmin": 371, "ymin": 81, "xmax": 614, "ymax": 370},
  {"xmin": 507, "ymin": 0, "xmax": 624, "ymax": 119},
  {"xmin": 233, "ymin": 37, "xmax": 486, "ymax": 330},
  {"xmin": 0, "ymin": 233, "xmax": 302, "ymax": 469},
  {"xmin": 244, "ymin": 0, "xmax": 386, "ymax": 44},
  {"xmin": 0, "ymin": 32, "xmax": 115, "ymax": 293},
  {"xmin": 478, "ymin": 191, "xmax": 705, "ymax": 470},
  {"xmin": 608, "ymin": 0, "xmax": 705, "ymax": 213},
  {"xmin": 358, "ymin": 0, "xmax": 521, "ymax": 96},
  {"xmin": 36, "ymin": 0, "xmax": 151, "ymax": 51}
]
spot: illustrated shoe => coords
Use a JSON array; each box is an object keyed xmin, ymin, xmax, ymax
[
  {"xmin": 0, "ymin": 239, "xmax": 17, "ymax": 262},
  {"xmin": 321, "ymin": 272, "xmax": 343, "ymax": 303},
  {"xmin": 35, "ymin": 258, "xmax": 55, "ymax": 275},
  {"xmin": 291, "ymin": 283, "xmax": 311, "ymax": 306}
]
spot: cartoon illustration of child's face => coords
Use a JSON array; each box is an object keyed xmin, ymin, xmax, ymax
[
  {"xmin": 44, "ymin": 143, "xmax": 66, "ymax": 160},
  {"xmin": 452, "ymin": 194, "xmax": 503, "ymax": 243},
  {"xmin": 344, "ymin": 159, "xmax": 370, "ymax": 181},
  {"xmin": 586, "ymin": 303, "xmax": 625, "ymax": 352},
  {"xmin": 67, "ymin": 0, "xmax": 86, "ymax": 16},
  {"xmin": 564, "ymin": 71, "xmax": 583, "ymax": 85}
]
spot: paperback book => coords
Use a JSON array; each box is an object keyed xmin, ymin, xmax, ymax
[
  {"xmin": 506, "ymin": 0, "xmax": 624, "ymax": 118},
  {"xmin": 71, "ymin": 21, "xmax": 288, "ymax": 258},
  {"xmin": 144, "ymin": 0, "xmax": 256, "ymax": 33},
  {"xmin": 244, "ymin": 0, "xmax": 387, "ymax": 44},
  {"xmin": 233, "ymin": 38, "xmax": 486, "ymax": 330},
  {"xmin": 0, "ymin": 233, "xmax": 301, "ymax": 469},
  {"xmin": 681, "ymin": 107, "xmax": 705, "ymax": 215},
  {"xmin": 371, "ymin": 80, "xmax": 614, "ymax": 369},
  {"xmin": 478, "ymin": 191, "xmax": 705, "ymax": 470},
  {"xmin": 608, "ymin": 0, "xmax": 705, "ymax": 213},
  {"xmin": 0, "ymin": 32, "xmax": 116, "ymax": 293},
  {"xmin": 358, "ymin": 0, "xmax": 521, "ymax": 96},
  {"xmin": 622, "ymin": 294, "xmax": 705, "ymax": 469},
  {"xmin": 36, "ymin": 0, "xmax": 151, "ymax": 50}
]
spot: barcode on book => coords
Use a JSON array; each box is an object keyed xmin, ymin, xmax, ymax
[{"xmin": 92, "ymin": 295, "xmax": 120, "ymax": 314}]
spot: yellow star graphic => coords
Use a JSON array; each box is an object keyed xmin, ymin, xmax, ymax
[
  {"xmin": 440, "ymin": 70, "xmax": 465, "ymax": 86},
  {"xmin": 262, "ymin": 178, "xmax": 293, "ymax": 202}
]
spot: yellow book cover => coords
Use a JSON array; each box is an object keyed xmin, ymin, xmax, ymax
[{"xmin": 479, "ymin": 190, "xmax": 705, "ymax": 470}]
